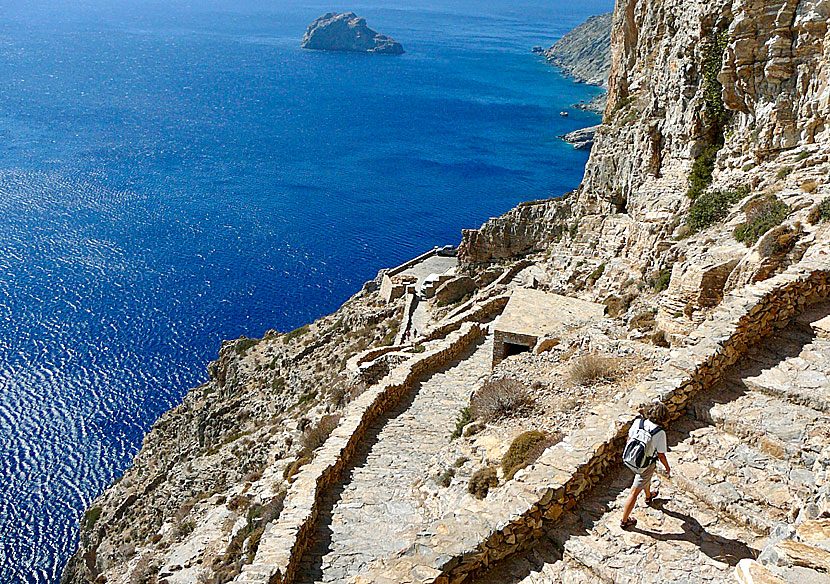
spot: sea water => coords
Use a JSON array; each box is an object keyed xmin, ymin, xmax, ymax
[{"xmin": 0, "ymin": 0, "xmax": 610, "ymax": 581}]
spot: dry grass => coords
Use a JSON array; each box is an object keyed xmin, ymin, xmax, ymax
[
  {"xmin": 501, "ymin": 430, "xmax": 562, "ymax": 480},
  {"xmin": 469, "ymin": 378, "xmax": 534, "ymax": 421},
  {"xmin": 801, "ymin": 179, "xmax": 819, "ymax": 193},
  {"xmin": 568, "ymin": 353, "xmax": 621, "ymax": 385},
  {"xmin": 300, "ymin": 413, "xmax": 341, "ymax": 453}
]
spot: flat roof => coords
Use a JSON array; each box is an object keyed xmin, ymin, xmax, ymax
[
  {"xmin": 494, "ymin": 288, "xmax": 605, "ymax": 339},
  {"xmin": 400, "ymin": 255, "xmax": 456, "ymax": 287}
]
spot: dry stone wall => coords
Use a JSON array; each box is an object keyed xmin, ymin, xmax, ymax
[
  {"xmin": 355, "ymin": 250, "xmax": 830, "ymax": 584},
  {"xmin": 234, "ymin": 322, "xmax": 485, "ymax": 584}
]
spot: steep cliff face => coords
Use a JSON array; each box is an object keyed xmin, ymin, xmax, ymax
[
  {"xmin": 544, "ymin": 13, "xmax": 613, "ymax": 86},
  {"xmin": 584, "ymin": 0, "xmax": 829, "ymax": 213},
  {"xmin": 463, "ymin": 0, "xmax": 829, "ymax": 265},
  {"xmin": 720, "ymin": 0, "xmax": 830, "ymax": 159},
  {"xmin": 460, "ymin": 0, "xmax": 830, "ymax": 342}
]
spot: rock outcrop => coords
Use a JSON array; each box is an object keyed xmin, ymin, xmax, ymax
[
  {"xmin": 560, "ymin": 124, "xmax": 600, "ymax": 150},
  {"xmin": 301, "ymin": 13, "xmax": 404, "ymax": 55},
  {"xmin": 543, "ymin": 13, "xmax": 613, "ymax": 87}
]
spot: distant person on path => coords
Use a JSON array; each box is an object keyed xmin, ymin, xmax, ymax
[{"xmin": 620, "ymin": 401, "xmax": 671, "ymax": 529}]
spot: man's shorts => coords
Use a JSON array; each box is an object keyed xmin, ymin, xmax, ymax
[{"xmin": 632, "ymin": 463, "xmax": 655, "ymax": 490}]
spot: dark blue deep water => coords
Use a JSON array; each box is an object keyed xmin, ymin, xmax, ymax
[{"xmin": 0, "ymin": 1, "xmax": 611, "ymax": 581}]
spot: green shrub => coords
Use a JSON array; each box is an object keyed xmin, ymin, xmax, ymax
[
  {"xmin": 587, "ymin": 263, "xmax": 606, "ymax": 285},
  {"xmin": 468, "ymin": 467, "xmax": 498, "ymax": 499},
  {"xmin": 450, "ymin": 407, "xmax": 473, "ymax": 440},
  {"xmin": 235, "ymin": 337, "xmax": 259, "ymax": 355},
  {"xmin": 436, "ymin": 468, "xmax": 455, "ymax": 488},
  {"xmin": 686, "ymin": 144, "xmax": 721, "ymax": 200},
  {"xmin": 702, "ymin": 28, "xmax": 730, "ymax": 132},
  {"xmin": 284, "ymin": 324, "xmax": 309, "ymax": 343},
  {"xmin": 686, "ymin": 187, "xmax": 747, "ymax": 233},
  {"xmin": 502, "ymin": 431, "xmax": 547, "ymax": 480},
  {"xmin": 83, "ymin": 507, "xmax": 102, "ymax": 530},
  {"xmin": 795, "ymin": 150, "xmax": 810, "ymax": 162},
  {"xmin": 411, "ymin": 344, "xmax": 425, "ymax": 353},
  {"xmin": 776, "ymin": 166, "xmax": 793, "ymax": 180},
  {"xmin": 653, "ymin": 268, "xmax": 672, "ymax": 293},
  {"xmin": 811, "ymin": 198, "xmax": 830, "ymax": 224},
  {"xmin": 734, "ymin": 195, "xmax": 790, "ymax": 246}
]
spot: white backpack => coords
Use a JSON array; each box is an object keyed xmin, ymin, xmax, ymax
[{"xmin": 623, "ymin": 419, "xmax": 661, "ymax": 472}]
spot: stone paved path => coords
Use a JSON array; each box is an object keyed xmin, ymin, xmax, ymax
[
  {"xmin": 472, "ymin": 310, "xmax": 830, "ymax": 584},
  {"xmin": 295, "ymin": 336, "xmax": 493, "ymax": 584}
]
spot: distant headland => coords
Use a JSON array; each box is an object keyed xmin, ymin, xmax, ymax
[{"xmin": 301, "ymin": 12, "xmax": 405, "ymax": 55}]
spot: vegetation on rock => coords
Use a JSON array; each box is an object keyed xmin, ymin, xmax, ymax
[
  {"xmin": 468, "ymin": 467, "xmax": 498, "ymax": 499},
  {"xmin": 734, "ymin": 195, "xmax": 790, "ymax": 246},
  {"xmin": 502, "ymin": 430, "xmax": 547, "ymax": 480},
  {"xmin": 469, "ymin": 378, "xmax": 533, "ymax": 421},
  {"xmin": 569, "ymin": 353, "xmax": 620, "ymax": 385},
  {"xmin": 686, "ymin": 187, "xmax": 747, "ymax": 234}
]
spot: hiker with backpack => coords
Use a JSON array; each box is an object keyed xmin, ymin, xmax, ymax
[{"xmin": 620, "ymin": 401, "xmax": 671, "ymax": 529}]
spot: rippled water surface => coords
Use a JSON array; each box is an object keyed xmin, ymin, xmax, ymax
[{"xmin": 0, "ymin": 0, "xmax": 610, "ymax": 581}]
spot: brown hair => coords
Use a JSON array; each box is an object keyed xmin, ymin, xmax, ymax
[{"xmin": 638, "ymin": 401, "xmax": 669, "ymax": 425}]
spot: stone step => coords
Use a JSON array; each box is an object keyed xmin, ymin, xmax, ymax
[
  {"xmin": 740, "ymin": 340, "xmax": 830, "ymax": 414},
  {"xmin": 690, "ymin": 388, "xmax": 830, "ymax": 468},
  {"xmin": 559, "ymin": 467, "xmax": 762, "ymax": 584},
  {"xmin": 735, "ymin": 558, "xmax": 830, "ymax": 584},
  {"xmin": 665, "ymin": 419, "xmax": 813, "ymax": 535}
]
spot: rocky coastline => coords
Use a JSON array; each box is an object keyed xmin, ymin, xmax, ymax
[
  {"xmin": 63, "ymin": 1, "xmax": 830, "ymax": 583},
  {"xmin": 301, "ymin": 12, "xmax": 404, "ymax": 55}
]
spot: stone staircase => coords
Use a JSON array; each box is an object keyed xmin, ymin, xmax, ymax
[
  {"xmin": 471, "ymin": 313, "xmax": 830, "ymax": 584},
  {"xmin": 294, "ymin": 336, "xmax": 493, "ymax": 584}
]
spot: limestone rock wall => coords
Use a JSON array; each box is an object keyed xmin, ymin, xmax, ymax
[{"xmin": 720, "ymin": 0, "xmax": 830, "ymax": 162}]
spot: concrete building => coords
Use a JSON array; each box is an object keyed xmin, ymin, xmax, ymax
[{"xmin": 492, "ymin": 288, "xmax": 605, "ymax": 365}]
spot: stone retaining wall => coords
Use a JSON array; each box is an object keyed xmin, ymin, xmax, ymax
[
  {"xmin": 234, "ymin": 322, "xmax": 485, "ymax": 584},
  {"xmin": 421, "ymin": 295, "xmax": 510, "ymax": 343},
  {"xmin": 356, "ymin": 253, "xmax": 830, "ymax": 584}
]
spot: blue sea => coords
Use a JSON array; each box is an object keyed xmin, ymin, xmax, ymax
[{"xmin": 0, "ymin": 0, "xmax": 610, "ymax": 581}]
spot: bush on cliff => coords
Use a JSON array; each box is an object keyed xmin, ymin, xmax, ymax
[
  {"xmin": 686, "ymin": 187, "xmax": 747, "ymax": 234},
  {"xmin": 653, "ymin": 268, "xmax": 672, "ymax": 293},
  {"xmin": 734, "ymin": 195, "xmax": 790, "ymax": 245},
  {"xmin": 808, "ymin": 197, "xmax": 830, "ymax": 224},
  {"xmin": 469, "ymin": 378, "xmax": 533, "ymax": 421},
  {"xmin": 686, "ymin": 144, "xmax": 720, "ymax": 200},
  {"xmin": 501, "ymin": 430, "xmax": 559, "ymax": 480},
  {"xmin": 569, "ymin": 353, "xmax": 620, "ymax": 385},
  {"xmin": 468, "ymin": 467, "xmax": 498, "ymax": 499},
  {"xmin": 300, "ymin": 413, "xmax": 341, "ymax": 453}
]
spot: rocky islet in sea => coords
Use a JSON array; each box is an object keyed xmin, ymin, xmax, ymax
[{"xmin": 301, "ymin": 12, "xmax": 404, "ymax": 55}]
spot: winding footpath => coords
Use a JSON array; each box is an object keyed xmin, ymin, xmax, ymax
[
  {"xmin": 472, "ymin": 308, "xmax": 830, "ymax": 584},
  {"xmin": 295, "ymin": 336, "xmax": 493, "ymax": 583}
]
